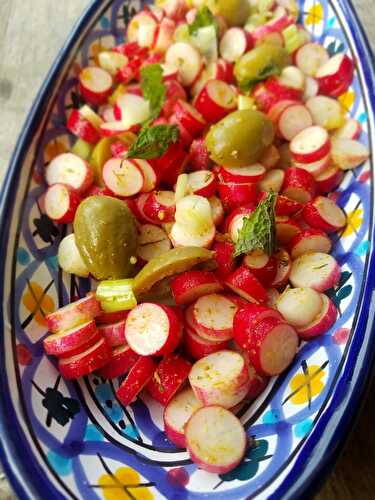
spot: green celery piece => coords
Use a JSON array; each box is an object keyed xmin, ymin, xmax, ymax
[
  {"xmin": 96, "ymin": 279, "xmax": 137, "ymax": 312},
  {"xmin": 71, "ymin": 139, "xmax": 93, "ymax": 161}
]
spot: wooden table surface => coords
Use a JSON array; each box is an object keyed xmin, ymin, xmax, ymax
[{"xmin": 0, "ymin": 1, "xmax": 375, "ymax": 499}]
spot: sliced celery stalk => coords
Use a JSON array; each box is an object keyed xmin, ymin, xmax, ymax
[
  {"xmin": 96, "ymin": 279, "xmax": 137, "ymax": 312},
  {"xmin": 71, "ymin": 139, "xmax": 93, "ymax": 161},
  {"xmin": 191, "ymin": 25, "xmax": 218, "ymax": 62},
  {"xmin": 282, "ymin": 25, "xmax": 304, "ymax": 54},
  {"xmin": 238, "ymin": 95, "xmax": 256, "ymax": 110}
]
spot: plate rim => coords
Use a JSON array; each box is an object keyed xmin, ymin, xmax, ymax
[{"xmin": 0, "ymin": 1, "xmax": 374, "ymax": 499}]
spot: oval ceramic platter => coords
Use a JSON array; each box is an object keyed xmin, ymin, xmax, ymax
[{"xmin": 0, "ymin": 1, "xmax": 375, "ymax": 499}]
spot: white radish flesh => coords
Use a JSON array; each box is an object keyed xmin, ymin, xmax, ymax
[
  {"xmin": 58, "ymin": 234, "xmax": 89, "ymax": 278},
  {"xmin": 137, "ymin": 224, "xmax": 171, "ymax": 263},
  {"xmin": 289, "ymin": 229, "xmax": 332, "ymax": 259},
  {"xmin": 132, "ymin": 160, "xmax": 157, "ymax": 193},
  {"xmin": 303, "ymin": 76, "xmax": 319, "ymax": 101},
  {"xmin": 258, "ymin": 169, "xmax": 285, "ymax": 193},
  {"xmin": 174, "ymin": 195, "xmax": 214, "ymax": 233},
  {"xmin": 164, "ymin": 388, "xmax": 202, "ymax": 448},
  {"xmin": 209, "ymin": 196, "xmax": 224, "ymax": 226},
  {"xmin": 331, "ymin": 137, "xmax": 370, "ymax": 170},
  {"xmin": 277, "ymin": 287, "xmax": 323, "ymax": 328},
  {"xmin": 279, "ymin": 66, "xmax": 305, "ymax": 90},
  {"xmin": 45, "ymin": 153, "xmax": 93, "ymax": 193},
  {"xmin": 290, "ymin": 252, "xmax": 341, "ymax": 292},
  {"xmin": 297, "ymin": 294, "xmax": 337, "ymax": 339},
  {"xmin": 302, "ymin": 196, "xmax": 347, "ymax": 232},
  {"xmin": 166, "ymin": 42, "xmax": 202, "ymax": 86},
  {"xmin": 220, "ymin": 28, "xmax": 252, "ymax": 62},
  {"xmin": 295, "ymin": 43, "xmax": 329, "ymax": 76},
  {"xmin": 98, "ymin": 51, "xmax": 128, "ymax": 75},
  {"xmin": 306, "ymin": 96, "xmax": 345, "ymax": 130},
  {"xmin": 293, "ymin": 154, "xmax": 331, "ymax": 178},
  {"xmin": 290, "ymin": 126, "xmax": 330, "ymax": 164},
  {"xmin": 334, "ymin": 119, "xmax": 361, "ymax": 140},
  {"xmin": 193, "ymin": 294, "xmax": 237, "ymax": 340},
  {"xmin": 278, "ymin": 104, "xmax": 313, "ymax": 141},
  {"xmin": 115, "ymin": 94, "xmax": 151, "ymax": 128},
  {"xmin": 103, "ymin": 159, "xmax": 144, "ymax": 197}
]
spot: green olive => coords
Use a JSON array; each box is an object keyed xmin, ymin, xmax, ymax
[
  {"xmin": 205, "ymin": 109, "xmax": 275, "ymax": 167},
  {"xmin": 207, "ymin": 0, "xmax": 250, "ymax": 26},
  {"xmin": 234, "ymin": 44, "xmax": 291, "ymax": 88},
  {"xmin": 74, "ymin": 196, "xmax": 138, "ymax": 280}
]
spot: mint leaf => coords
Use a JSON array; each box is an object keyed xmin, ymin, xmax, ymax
[
  {"xmin": 126, "ymin": 125, "xmax": 180, "ymax": 160},
  {"xmin": 140, "ymin": 64, "xmax": 166, "ymax": 122},
  {"xmin": 189, "ymin": 6, "xmax": 218, "ymax": 36},
  {"xmin": 234, "ymin": 192, "xmax": 276, "ymax": 257}
]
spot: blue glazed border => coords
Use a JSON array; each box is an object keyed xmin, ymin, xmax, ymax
[{"xmin": 0, "ymin": 1, "xmax": 374, "ymax": 499}]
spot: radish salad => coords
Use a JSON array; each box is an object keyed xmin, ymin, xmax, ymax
[{"xmin": 42, "ymin": 0, "xmax": 369, "ymax": 474}]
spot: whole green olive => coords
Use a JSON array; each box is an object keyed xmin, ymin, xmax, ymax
[
  {"xmin": 205, "ymin": 109, "xmax": 275, "ymax": 167},
  {"xmin": 207, "ymin": 0, "xmax": 250, "ymax": 27},
  {"xmin": 234, "ymin": 44, "xmax": 291, "ymax": 88},
  {"xmin": 74, "ymin": 196, "xmax": 138, "ymax": 280}
]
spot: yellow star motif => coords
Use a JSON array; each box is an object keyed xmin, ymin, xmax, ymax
[
  {"xmin": 289, "ymin": 364, "xmax": 326, "ymax": 405},
  {"xmin": 342, "ymin": 208, "xmax": 363, "ymax": 237},
  {"xmin": 305, "ymin": 3, "xmax": 324, "ymax": 26},
  {"xmin": 98, "ymin": 467, "xmax": 154, "ymax": 500}
]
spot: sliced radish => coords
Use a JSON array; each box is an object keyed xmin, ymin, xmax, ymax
[
  {"xmin": 161, "ymin": 63, "xmax": 179, "ymax": 81},
  {"xmin": 260, "ymin": 145, "xmax": 280, "ymax": 170},
  {"xmin": 279, "ymin": 66, "xmax": 305, "ymax": 91},
  {"xmin": 103, "ymin": 159, "xmax": 144, "ymax": 197},
  {"xmin": 174, "ymin": 194, "xmax": 214, "ymax": 232},
  {"xmin": 170, "ymin": 114, "xmax": 194, "ymax": 148},
  {"xmin": 45, "ymin": 184, "xmax": 80, "ymax": 224},
  {"xmin": 170, "ymin": 222, "xmax": 215, "ymax": 249},
  {"xmin": 116, "ymin": 356, "xmax": 157, "ymax": 406},
  {"xmin": 189, "ymin": 294, "xmax": 237, "ymax": 342},
  {"xmin": 334, "ymin": 119, "xmax": 362, "ymax": 140},
  {"xmin": 258, "ymin": 169, "xmax": 285, "ymax": 193},
  {"xmin": 79, "ymin": 66, "xmax": 113, "ymax": 106},
  {"xmin": 114, "ymin": 93, "xmax": 151, "ymax": 128},
  {"xmin": 282, "ymin": 167, "xmax": 316, "ymax": 204},
  {"xmin": 305, "ymin": 96, "xmax": 344, "ymax": 130},
  {"xmin": 187, "ymin": 170, "xmax": 217, "ymax": 197},
  {"xmin": 290, "ymin": 252, "xmax": 341, "ymax": 292},
  {"xmin": 219, "ymin": 164, "xmax": 266, "ymax": 184},
  {"xmin": 302, "ymin": 196, "xmax": 346, "ymax": 232},
  {"xmin": 289, "ymin": 228, "xmax": 332, "ymax": 259},
  {"xmin": 127, "ymin": 11, "xmax": 158, "ymax": 48},
  {"xmin": 46, "ymin": 294, "xmax": 101, "ymax": 333},
  {"xmin": 276, "ymin": 216, "xmax": 301, "ymax": 245},
  {"xmin": 125, "ymin": 303, "xmax": 182, "ymax": 356},
  {"xmin": 316, "ymin": 53, "xmax": 354, "ymax": 98},
  {"xmin": 184, "ymin": 324, "xmax": 230, "ymax": 360},
  {"xmin": 268, "ymin": 99, "xmax": 299, "ymax": 125},
  {"xmin": 227, "ymin": 206, "xmax": 256, "ymax": 242},
  {"xmin": 58, "ymin": 338, "xmax": 111, "ymax": 380},
  {"xmin": 295, "ymin": 43, "xmax": 329, "ymax": 76},
  {"xmin": 189, "ymin": 350, "xmax": 250, "ymax": 408},
  {"xmin": 264, "ymin": 76, "xmax": 303, "ymax": 102},
  {"xmin": 67, "ymin": 109, "xmax": 101, "ymax": 144},
  {"xmin": 220, "ymin": 28, "xmax": 253, "ymax": 62},
  {"xmin": 233, "ymin": 304, "xmax": 283, "ymax": 352},
  {"xmin": 137, "ymin": 224, "xmax": 171, "ymax": 263},
  {"xmin": 213, "ymin": 241, "xmax": 236, "ymax": 280},
  {"xmin": 278, "ymin": 103, "xmax": 313, "ymax": 141},
  {"xmin": 166, "ymin": 42, "xmax": 202, "ymax": 86},
  {"xmin": 297, "ymin": 294, "xmax": 337, "ymax": 340},
  {"xmin": 209, "ymin": 196, "xmax": 225, "ymax": 226},
  {"xmin": 173, "ymin": 100, "xmax": 206, "ymax": 137},
  {"xmin": 45, "ymin": 153, "xmax": 93, "ymax": 193},
  {"xmin": 98, "ymin": 51, "xmax": 128, "ymax": 75},
  {"xmin": 164, "ymin": 388, "xmax": 202, "ymax": 448},
  {"xmin": 266, "ymin": 288, "xmax": 280, "ymax": 309},
  {"xmin": 252, "ymin": 83, "xmax": 279, "ymax": 113},
  {"xmin": 276, "ymin": 286, "xmax": 323, "ymax": 328},
  {"xmin": 58, "ymin": 233, "xmax": 89, "ymax": 278},
  {"xmin": 290, "ymin": 126, "xmax": 331, "ymax": 164},
  {"xmin": 292, "ymin": 153, "xmax": 331, "ymax": 178},
  {"xmin": 44, "ymin": 320, "xmax": 97, "ymax": 356},
  {"xmin": 331, "ymin": 137, "xmax": 370, "ymax": 170},
  {"xmin": 270, "ymin": 248, "xmax": 292, "ymax": 288},
  {"xmin": 185, "ymin": 406, "xmax": 246, "ymax": 473},
  {"xmin": 146, "ymin": 354, "xmax": 192, "ymax": 406},
  {"xmin": 246, "ymin": 317, "xmax": 298, "ymax": 376},
  {"xmin": 98, "ymin": 320, "xmax": 127, "ymax": 348},
  {"xmin": 131, "ymin": 159, "xmax": 157, "ymax": 193},
  {"xmin": 154, "ymin": 17, "xmax": 176, "ymax": 53},
  {"xmin": 243, "ymin": 251, "xmax": 278, "ymax": 287},
  {"xmin": 171, "ymin": 271, "xmax": 223, "ymax": 305},
  {"xmin": 162, "ymin": 80, "xmax": 188, "ymax": 118},
  {"xmin": 302, "ymin": 76, "xmax": 319, "ymax": 101},
  {"xmin": 195, "ymin": 80, "xmax": 237, "ymax": 123},
  {"xmin": 315, "ymin": 166, "xmax": 344, "ymax": 194},
  {"xmin": 142, "ymin": 190, "xmax": 176, "ymax": 223},
  {"xmin": 100, "ymin": 105, "xmax": 116, "ymax": 122},
  {"xmin": 189, "ymin": 138, "xmax": 212, "ymax": 171},
  {"xmin": 218, "ymin": 182, "xmax": 258, "ymax": 212},
  {"xmin": 275, "ymin": 195, "xmax": 303, "ymax": 216},
  {"xmin": 96, "ymin": 310, "xmax": 130, "ymax": 325},
  {"xmin": 98, "ymin": 344, "xmax": 140, "ymax": 379},
  {"xmin": 162, "ymin": 0, "xmax": 188, "ymax": 21},
  {"xmin": 277, "ymin": 142, "xmax": 293, "ymax": 169},
  {"xmin": 100, "ymin": 121, "xmax": 137, "ymax": 137},
  {"xmin": 225, "ymin": 266, "xmax": 267, "ymax": 304}
]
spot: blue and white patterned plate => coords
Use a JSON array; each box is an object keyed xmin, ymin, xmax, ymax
[{"xmin": 0, "ymin": 1, "xmax": 375, "ymax": 499}]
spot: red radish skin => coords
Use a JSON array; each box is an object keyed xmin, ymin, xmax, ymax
[
  {"xmin": 79, "ymin": 67, "xmax": 113, "ymax": 105},
  {"xmin": 111, "ymin": 141, "xmax": 128, "ymax": 158},
  {"xmin": 282, "ymin": 167, "xmax": 316, "ymax": 204},
  {"xmin": 334, "ymin": 119, "xmax": 362, "ymax": 140},
  {"xmin": 247, "ymin": 364, "xmax": 269, "ymax": 400},
  {"xmin": 275, "ymin": 195, "xmax": 304, "ymax": 216},
  {"xmin": 58, "ymin": 330, "xmax": 102, "ymax": 359},
  {"xmin": 247, "ymin": 317, "xmax": 299, "ymax": 376},
  {"xmin": 153, "ymin": 142, "xmax": 188, "ymax": 187},
  {"xmin": 213, "ymin": 241, "xmax": 236, "ymax": 280},
  {"xmin": 266, "ymin": 288, "xmax": 280, "ymax": 309},
  {"xmin": 142, "ymin": 191, "xmax": 176, "ymax": 223},
  {"xmin": 316, "ymin": 166, "xmax": 344, "ymax": 194},
  {"xmin": 191, "ymin": 294, "xmax": 238, "ymax": 342},
  {"xmin": 45, "ymin": 153, "xmax": 93, "ymax": 194},
  {"xmin": 162, "ymin": 80, "xmax": 188, "ymax": 118},
  {"xmin": 146, "ymin": 354, "xmax": 192, "ymax": 406},
  {"xmin": 227, "ymin": 205, "xmax": 256, "ymax": 242},
  {"xmin": 154, "ymin": 18, "xmax": 176, "ymax": 53},
  {"xmin": 184, "ymin": 325, "xmax": 230, "ymax": 360},
  {"xmin": 295, "ymin": 43, "xmax": 329, "ymax": 77},
  {"xmin": 233, "ymin": 304, "xmax": 283, "ymax": 352},
  {"xmin": 219, "ymin": 164, "xmax": 266, "ymax": 184},
  {"xmin": 277, "ymin": 104, "xmax": 313, "ymax": 141},
  {"xmin": 46, "ymin": 294, "xmax": 101, "ymax": 333},
  {"xmin": 163, "ymin": 388, "xmax": 202, "ymax": 448},
  {"xmin": 243, "ymin": 251, "xmax": 278, "ymax": 287},
  {"xmin": 316, "ymin": 54, "xmax": 354, "ymax": 98},
  {"xmin": 189, "ymin": 350, "xmax": 250, "ymax": 408},
  {"xmin": 209, "ymin": 196, "xmax": 225, "ymax": 226},
  {"xmin": 101, "ymin": 122, "xmax": 139, "ymax": 137},
  {"xmin": 290, "ymin": 126, "xmax": 331, "ymax": 164},
  {"xmin": 187, "ymin": 170, "xmax": 217, "ymax": 197},
  {"xmin": 58, "ymin": 338, "xmax": 112, "ymax": 380},
  {"xmin": 297, "ymin": 294, "xmax": 337, "ymax": 340},
  {"xmin": 260, "ymin": 145, "xmax": 280, "ymax": 170},
  {"xmin": 173, "ymin": 100, "xmax": 206, "ymax": 137},
  {"xmin": 185, "ymin": 406, "xmax": 247, "ymax": 474},
  {"xmin": 171, "ymin": 271, "xmax": 223, "ymax": 305},
  {"xmin": 44, "ymin": 320, "xmax": 97, "ymax": 356},
  {"xmin": 45, "ymin": 184, "xmax": 80, "ymax": 224},
  {"xmin": 169, "ymin": 114, "xmax": 194, "ymax": 147},
  {"xmin": 225, "ymin": 266, "xmax": 267, "ymax": 304},
  {"xmin": 276, "ymin": 216, "xmax": 301, "ymax": 245},
  {"xmin": 103, "ymin": 159, "xmax": 144, "ymax": 197},
  {"xmin": 252, "ymin": 83, "xmax": 280, "ymax": 113},
  {"xmin": 195, "ymin": 80, "xmax": 237, "ymax": 124},
  {"xmin": 268, "ymin": 100, "xmax": 299, "ymax": 125},
  {"xmin": 125, "ymin": 303, "xmax": 182, "ymax": 356},
  {"xmin": 271, "ymin": 249, "xmax": 292, "ymax": 288},
  {"xmin": 289, "ymin": 228, "xmax": 332, "ymax": 259},
  {"xmin": 220, "ymin": 28, "xmax": 253, "ymax": 63},
  {"xmin": 292, "ymin": 154, "xmax": 331, "ymax": 178},
  {"xmin": 98, "ymin": 320, "xmax": 127, "ymax": 347},
  {"xmin": 98, "ymin": 345, "xmax": 140, "ymax": 379},
  {"xmin": 218, "ymin": 182, "xmax": 258, "ymax": 212},
  {"xmin": 302, "ymin": 196, "xmax": 346, "ymax": 233},
  {"xmin": 290, "ymin": 252, "xmax": 341, "ymax": 292},
  {"xmin": 264, "ymin": 77, "xmax": 303, "ymax": 102},
  {"xmin": 96, "ymin": 310, "xmax": 130, "ymax": 325},
  {"xmin": 161, "ymin": 64, "xmax": 179, "ymax": 82},
  {"xmin": 131, "ymin": 160, "xmax": 158, "ymax": 193},
  {"xmin": 67, "ymin": 109, "xmax": 101, "ymax": 144},
  {"xmin": 189, "ymin": 138, "xmax": 212, "ymax": 171},
  {"xmin": 116, "ymin": 356, "xmax": 157, "ymax": 406}
]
